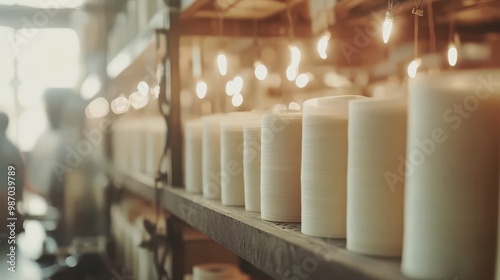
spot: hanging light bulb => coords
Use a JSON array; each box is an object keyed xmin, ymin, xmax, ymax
[
  {"xmin": 137, "ymin": 81, "xmax": 149, "ymax": 95},
  {"xmin": 447, "ymin": 43, "xmax": 457, "ymax": 67},
  {"xmin": 289, "ymin": 45, "xmax": 301, "ymax": 67},
  {"xmin": 286, "ymin": 65, "xmax": 298, "ymax": 81},
  {"xmin": 233, "ymin": 76, "xmax": 243, "ymax": 93},
  {"xmin": 217, "ymin": 53, "xmax": 227, "ymax": 76},
  {"xmin": 226, "ymin": 80, "xmax": 235, "ymax": 96},
  {"xmin": 382, "ymin": 0, "xmax": 394, "ymax": 44},
  {"xmin": 254, "ymin": 62, "xmax": 268, "ymax": 80},
  {"xmin": 295, "ymin": 73, "xmax": 310, "ymax": 88},
  {"xmin": 196, "ymin": 81, "xmax": 207, "ymax": 99},
  {"xmin": 317, "ymin": 33, "xmax": 330, "ymax": 59},
  {"xmin": 383, "ymin": 12, "xmax": 394, "ymax": 44},
  {"xmin": 447, "ymin": 33, "xmax": 459, "ymax": 67},
  {"xmin": 232, "ymin": 93, "xmax": 243, "ymax": 107},
  {"xmin": 407, "ymin": 59, "xmax": 421, "ymax": 78}
]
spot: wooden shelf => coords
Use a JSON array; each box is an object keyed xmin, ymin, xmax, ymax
[{"xmin": 113, "ymin": 172, "xmax": 409, "ymax": 280}]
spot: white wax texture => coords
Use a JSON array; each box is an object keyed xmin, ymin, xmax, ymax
[
  {"xmin": 243, "ymin": 121, "xmax": 262, "ymax": 212},
  {"xmin": 347, "ymin": 97, "xmax": 407, "ymax": 256},
  {"xmin": 301, "ymin": 115, "xmax": 348, "ymax": 237},
  {"xmin": 402, "ymin": 70, "xmax": 500, "ymax": 280},
  {"xmin": 202, "ymin": 115, "xmax": 225, "ymax": 200},
  {"xmin": 184, "ymin": 120, "xmax": 203, "ymax": 194},
  {"xmin": 301, "ymin": 95, "xmax": 367, "ymax": 237},
  {"xmin": 145, "ymin": 116, "xmax": 167, "ymax": 177},
  {"xmin": 261, "ymin": 113, "xmax": 302, "ymax": 222},
  {"xmin": 220, "ymin": 124, "xmax": 245, "ymax": 206}
]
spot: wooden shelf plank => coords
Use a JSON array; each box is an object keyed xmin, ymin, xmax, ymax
[{"xmin": 113, "ymin": 172, "xmax": 409, "ymax": 279}]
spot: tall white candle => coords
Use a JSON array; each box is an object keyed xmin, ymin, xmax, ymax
[
  {"xmin": 243, "ymin": 119, "xmax": 262, "ymax": 212},
  {"xmin": 220, "ymin": 121, "xmax": 245, "ymax": 206},
  {"xmin": 347, "ymin": 95, "xmax": 407, "ymax": 256},
  {"xmin": 261, "ymin": 111, "xmax": 302, "ymax": 222},
  {"xmin": 402, "ymin": 70, "xmax": 500, "ymax": 279},
  {"xmin": 202, "ymin": 114, "xmax": 226, "ymax": 200},
  {"xmin": 184, "ymin": 119, "xmax": 203, "ymax": 194},
  {"xmin": 301, "ymin": 95, "xmax": 367, "ymax": 237}
]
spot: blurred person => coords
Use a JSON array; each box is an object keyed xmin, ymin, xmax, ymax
[
  {"xmin": 0, "ymin": 112, "xmax": 25, "ymax": 279},
  {"xmin": 28, "ymin": 88, "xmax": 69, "ymax": 246}
]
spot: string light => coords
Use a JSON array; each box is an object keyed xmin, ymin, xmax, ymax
[
  {"xmin": 233, "ymin": 76, "xmax": 243, "ymax": 92},
  {"xmin": 448, "ymin": 33, "xmax": 459, "ymax": 67},
  {"xmin": 317, "ymin": 32, "xmax": 330, "ymax": 59},
  {"xmin": 407, "ymin": 59, "xmax": 421, "ymax": 78},
  {"xmin": 286, "ymin": 65, "xmax": 298, "ymax": 81},
  {"xmin": 217, "ymin": 52, "xmax": 227, "ymax": 76},
  {"xmin": 225, "ymin": 76, "xmax": 243, "ymax": 96},
  {"xmin": 295, "ymin": 73, "xmax": 310, "ymax": 88},
  {"xmin": 111, "ymin": 95, "xmax": 129, "ymax": 114},
  {"xmin": 152, "ymin": 85, "xmax": 160, "ymax": 98},
  {"xmin": 254, "ymin": 62, "xmax": 268, "ymax": 80},
  {"xmin": 232, "ymin": 93, "xmax": 243, "ymax": 107},
  {"xmin": 196, "ymin": 81, "xmax": 207, "ymax": 99},
  {"xmin": 289, "ymin": 45, "xmax": 301, "ymax": 67},
  {"xmin": 382, "ymin": 0, "xmax": 394, "ymax": 44},
  {"xmin": 137, "ymin": 81, "xmax": 149, "ymax": 95},
  {"xmin": 448, "ymin": 44, "xmax": 457, "ymax": 67},
  {"xmin": 286, "ymin": 45, "xmax": 301, "ymax": 81}
]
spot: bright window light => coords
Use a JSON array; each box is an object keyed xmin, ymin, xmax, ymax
[
  {"xmin": 0, "ymin": 0, "xmax": 84, "ymax": 8},
  {"xmin": 17, "ymin": 28, "xmax": 80, "ymax": 87},
  {"xmin": 18, "ymin": 83, "xmax": 45, "ymax": 108},
  {"xmin": 0, "ymin": 26, "xmax": 15, "ymax": 82}
]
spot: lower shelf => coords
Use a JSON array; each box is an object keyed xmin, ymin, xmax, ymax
[
  {"xmin": 163, "ymin": 187, "xmax": 408, "ymax": 280},
  {"xmin": 113, "ymin": 172, "xmax": 408, "ymax": 279}
]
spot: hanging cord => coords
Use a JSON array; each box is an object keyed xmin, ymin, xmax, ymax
[
  {"xmin": 213, "ymin": 0, "xmax": 225, "ymax": 36},
  {"xmin": 414, "ymin": 13, "xmax": 419, "ymax": 58},
  {"xmin": 140, "ymin": 35, "xmax": 171, "ymax": 279},
  {"xmin": 427, "ymin": 0, "xmax": 436, "ymax": 53},
  {"xmin": 388, "ymin": 0, "xmax": 394, "ymax": 12},
  {"xmin": 155, "ymin": 61, "xmax": 171, "ymax": 280},
  {"xmin": 286, "ymin": 5, "xmax": 294, "ymax": 40},
  {"xmin": 448, "ymin": 17, "xmax": 455, "ymax": 44}
]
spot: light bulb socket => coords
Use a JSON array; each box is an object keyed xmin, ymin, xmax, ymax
[
  {"xmin": 385, "ymin": 10, "xmax": 394, "ymax": 21},
  {"xmin": 411, "ymin": 7, "xmax": 424, "ymax": 17}
]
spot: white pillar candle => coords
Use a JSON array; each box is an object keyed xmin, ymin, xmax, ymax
[
  {"xmin": 145, "ymin": 116, "xmax": 167, "ymax": 176},
  {"xmin": 220, "ymin": 121, "xmax": 245, "ymax": 206},
  {"xmin": 202, "ymin": 114, "xmax": 226, "ymax": 200},
  {"xmin": 184, "ymin": 119, "xmax": 203, "ymax": 194},
  {"xmin": 261, "ymin": 111, "xmax": 302, "ymax": 222},
  {"xmin": 347, "ymin": 95, "xmax": 407, "ymax": 256},
  {"xmin": 301, "ymin": 95, "xmax": 367, "ymax": 237},
  {"xmin": 402, "ymin": 70, "xmax": 500, "ymax": 279},
  {"xmin": 129, "ymin": 118, "xmax": 145, "ymax": 174},
  {"xmin": 243, "ymin": 119, "xmax": 262, "ymax": 212}
]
